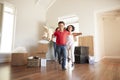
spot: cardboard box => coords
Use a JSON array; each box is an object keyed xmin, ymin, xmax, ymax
[
  {"xmin": 27, "ymin": 58, "xmax": 47, "ymax": 67},
  {"xmin": 11, "ymin": 53, "xmax": 28, "ymax": 66},
  {"xmin": 32, "ymin": 51, "xmax": 46, "ymax": 58},
  {"xmin": 37, "ymin": 52, "xmax": 46, "ymax": 58},
  {"xmin": 37, "ymin": 44, "xmax": 49, "ymax": 53},
  {"xmin": 27, "ymin": 58, "xmax": 40, "ymax": 67},
  {"xmin": 79, "ymin": 36, "xmax": 94, "ymax": 56},
  {"xmin": 37, "ymin": 43, "xmax": 49, "ymax": 58}
]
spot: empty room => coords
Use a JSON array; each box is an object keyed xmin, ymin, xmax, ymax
[{"xmin": 0, "ymin": 0, "xmax": 120, "ymax": 80}]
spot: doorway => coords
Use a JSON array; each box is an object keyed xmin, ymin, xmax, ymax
[{"xmin": 95, "ymin": 9, "xmax": 120, "ymax": 61}]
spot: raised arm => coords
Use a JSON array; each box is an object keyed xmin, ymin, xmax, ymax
[{"xmin": 72, "ymin": 32, "xmax": 82, "ymax": 36}]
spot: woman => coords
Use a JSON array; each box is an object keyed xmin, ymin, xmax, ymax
[{"xmin": 66, "ymin": 25, "xmax": 82, "ymax": 67}]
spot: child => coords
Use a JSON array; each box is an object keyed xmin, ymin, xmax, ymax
[{"xmin": 53, "ymin": 21, "xmax": 70, "ymax": 70}]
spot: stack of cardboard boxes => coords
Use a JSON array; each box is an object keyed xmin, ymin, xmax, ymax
[
  {"xmin": 79, "ymin": 36, "xmax": 94, "ymax": 56},
  {"xmin": 27, "ymin": 43, "xmax": 49, "ymax": 67},
  {"xmin": 37, "ymin": 43, "xmax": 49, "ymax": 67},
  {"xmin": 37, "ymin": 43, "xmax": 49, "ymax": 58}
]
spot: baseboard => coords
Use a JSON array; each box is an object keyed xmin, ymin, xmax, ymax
[
  {"xmin": 0, "ymin": 53, "xmax": 11, "ymax": 63},
  {"xmin": 103, "ymin": 56, "xmax": 120, "ymax": 59},
  {"xmin": 0, "ymin": 58, "xmax": 11, "ymax": 63},
  {"xmin": 95, "ymin": 57, "xmax": 105, "ymax": 62},
  {"xmin": 95, "ymin": 56, "xmax": 120, "ymax": 62}
]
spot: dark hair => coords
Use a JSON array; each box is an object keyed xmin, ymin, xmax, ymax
[
  {"xmin": 66, "ymin": 25, "xmax": 75, "ymax": 32},
  {"xmin": 58, "ymin": 21, "xmax": 65, "ymax": 25},
  {"xmin": 55, "ymin": 27, "xmax": 59, "ymax": 31}
]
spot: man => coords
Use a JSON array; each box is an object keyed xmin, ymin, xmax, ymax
[{"xmin": 53, "ymin": 21, "xmax": 69, "ymax": 70}]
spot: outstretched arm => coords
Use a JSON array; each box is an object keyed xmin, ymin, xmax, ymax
[{"xmin": 73, "ymin": 32, "xmax": 82, "ymax": 36}]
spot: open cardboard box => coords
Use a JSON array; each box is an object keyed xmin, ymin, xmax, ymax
[
  {"xmin": 11, "ymin": 53, "xmax": 28, "ymax": 66},
  {"xmin": 37, "ymin": 43, "xmax": 49, "ymax": 58},
  {"xmin": 37, "ymin": 44, "xmax": 49, "ymax": 53},
  {"xmin": 34, "ymin": 52, "xmax": 46, "ymax": 58}
]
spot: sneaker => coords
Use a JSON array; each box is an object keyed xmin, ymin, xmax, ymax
[
  {"xmin": 71, "ymin": 63, "xmax": 74, "ymax": 67},
  {"xmin": 55, "ymin": 58, "xmax": 57, "ymax": 62},
  {"xmin": 68, "ymin": 57, "xmax": 71, "ymax": 62},
  {"xmin": 58, "ymin": 60, "xmax": 61, "ymax": 64},
  {"xmin": 62, "ymin": 68, "xmax": 67, "ymax": 71}
]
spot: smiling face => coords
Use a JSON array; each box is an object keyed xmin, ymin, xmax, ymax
[
  {"xmin": 66, "ymin": 25, "xmax": 75, "ymax": 32},
  {"xmin": 58, "ymin": 23, "xmax": 65, "ymax": 30},
  {"xmin": 68, "ymin": 26, "xmax": 73, "ymax": 32}
]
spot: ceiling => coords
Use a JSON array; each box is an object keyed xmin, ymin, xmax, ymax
[{"xmin": 36, "ymin": 0, "xmax": 57, "ymax": 10}]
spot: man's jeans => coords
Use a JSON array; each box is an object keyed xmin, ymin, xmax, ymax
[{"xmin": 56, "ymin": 45, "xmax": 67, "ymax": 69}]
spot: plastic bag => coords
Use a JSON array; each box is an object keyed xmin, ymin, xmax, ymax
[
  {"xmin": 89, "ymin": 56, "xmax": 95, "ymax": 64},
  {"xmin": 12, "ymin": 47, "xmax": 27, "ymax": 53}
]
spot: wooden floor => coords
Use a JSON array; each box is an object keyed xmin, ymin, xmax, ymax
[{"xmin": 0, "ymin": 59, "xmax": 120, "ymax": 80}]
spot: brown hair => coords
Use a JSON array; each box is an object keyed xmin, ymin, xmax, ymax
[{"xmin": 58, "ymin": 21, "xmax": 65, "ymax": 25}]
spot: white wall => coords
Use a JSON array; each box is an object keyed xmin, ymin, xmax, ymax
[
  {"xmin": 103, "ymin": 15, "xmax": 120, "ymax": 58},
  {"xmin": 3, "ymin": 0, "xmax": 46, "ymax": 52},
  {"xmin": 95, "ymin": 11, "xmax": 120, "ymax": 61},
  {"xmin": 0, "ymin": 3, "xmax": 2, "ymax": 33},
  {"xmin": 46, "ymin": 0, "xmax": 120, "ymax": 61},
  {"xmin": 0, "ymin": 0, "xmax": 46, "ymax": 62},
  {"xmin": 94, "ymin": 14, "xmax": 105, "ymax": 62},
  {"xmin": 47, "ymin": 0, "xmax": 120, "ymax": 35}
]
